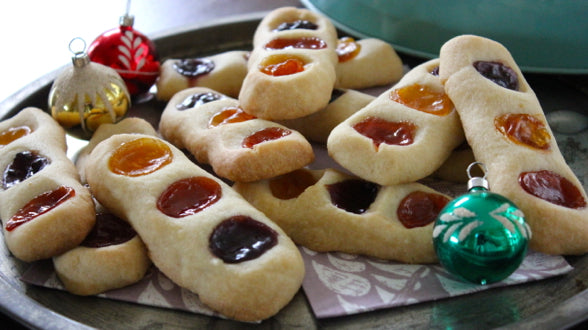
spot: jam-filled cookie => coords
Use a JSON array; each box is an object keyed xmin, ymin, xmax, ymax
[
  {"xmin": 76, "ymin": 117, "xmax": 158, "ymax": 183},
  {"xmin": 335, "ymin": 37, "xmax": 404, "ymax": 89},
  {"xmin": 278, "ymin": 88, "xmax": 375, "ymax": 143},
  {"xmin": 0, "ymin": 107, "xmax": 95, "ymax": 261},
  {"xmin": 53, "ymin": 209, "xmax": 151, "ymax": 296},
  {"xmin": 159, "ymin": 87, "xmax": 314, "ymax": 182},
  {"xmin": 327, "ymin": 59, "xmax": 465, "ymax": 185},
  {"xmin": 439, "ymin": 34, "xmax": 588, "ymax": 255},
  {"xmin": 239, "ymin": 7, "xmax": 338, "ymax": 120},
  {"xmin": 234, "ymin": 168, "xmax": 450, "ymax": 263},
  {"xmin": 156, "ymin": 50, "xmax": 249, "ymax": 101},
  {"xmin": 84, "ymin": 133, "xmax": 304, "ymax": 322}
]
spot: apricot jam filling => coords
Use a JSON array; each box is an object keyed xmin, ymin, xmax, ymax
[
  {"xmin": 209, "ymin": 106, "xmax": 256, "ymax": 128},
  {"xmin": 390, "ymin": 84, "xmax": 454, "ymax": 116},
  {"xmin": 0, "ymin": 126, "xmax": 31, "ymax": 147},
  {"xmin": 109, "ymin": 138, "xmax": 173, "ymax": 177},
  {"xmin": 336, "ymin": 37, "xmax": 361, "ymax": 63},
  {"xmin": 259, "ymin": 55, "xmax": 306, "ymax": 76},
  {"xmin": 495, "ymin": 113, "xmax": 551, "ymax": 150}
]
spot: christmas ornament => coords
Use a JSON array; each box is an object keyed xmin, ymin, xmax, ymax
[
  {"xmin": 87, "ymin": 1, "xmax": 160, "ymax": 96},
  {"xmin": 48, "ymin": 38, "xmax": 130, "ymax": 139},
  {"xmin": 432, "ymin": 162, "xmax": 531, "ymax": 285}
]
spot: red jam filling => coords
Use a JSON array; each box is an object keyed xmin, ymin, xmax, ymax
[
  {"xmin": 3, "ymin": 150, "xmax": 49, "ymax": 189},
  {"xmin": 495, "ymin": 113, "xmax": 551, "ymax": 150},
  {"xmin": 157, "ymin": 176, "xmax": 222, "ymax": 218},
  {"xmin": 0, "ymin": 126, "xmax": 31, "ymax": 147},
  {"xmin": 176, "ymin": 92, "xmax": 223, "ymax": 110},
  {"xmin": 269, "ymin": 169, "xmax": 318, "ymax": 200},
  {"xmin": 327, "ymin": 179, "xmax": 380, "ymax": 214},
  {"xmin": 109, "ymin": 138, "xmax": 173, "ymax": 177},
  {"xmin": 519, "ymin": 170, "xmax": 586, "ymax": 209},
  {"xmin": 242, "ymin": 127, "xmax": 292, "ymax": 149},
  {"xmin": 6, "ymin": 186, "xmax": 75, "ymax": 231},
  {"xmin": 397, "ymin": 191, "xmax": 450, "ymax": 228},
  {"xmin": 209, "ymin": 106, "xmax": 256, "ymax": 128},
  {"xmin": 259, "ymin": 55, "xmax": 305, "ymax": 76},
  {"xmin": 209, "ymin": 215, "xmax": 278, "ymax": 263},
  {"xmin": 473, "ymin": 61, "xmax": 519, "ymax": 91},
  {"xmin": 390, "ymin": 83, "xmax": 454, "ymax": 116},
  {"xmin": 353, "ymin": 117, "xmax": 416, "ymax": 150},
  {"xmin": 264, "ymin": 37, "xmax": 327, "ymax": 50},
  {"xmin": 81, "ymin": 213, "xmax": 137, "ymax": 248},
  {"xmin": 336, "ymin": 37, "xmax": 361, "ymax": 62}
]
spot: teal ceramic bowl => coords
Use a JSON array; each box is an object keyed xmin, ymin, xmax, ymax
[{"xmin": 302, "ymin": 0, "xmax": 588, "ymax": 74}]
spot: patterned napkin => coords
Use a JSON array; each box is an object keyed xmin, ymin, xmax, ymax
[
  {"xmin": 21, "ymin": 248, "xmax": 572, "ymax": 319},
  {"xmin": 299, "ymin": 248, "xmax": 572, "ymax": 318}
]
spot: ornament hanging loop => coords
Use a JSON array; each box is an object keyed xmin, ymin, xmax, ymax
[
  {"xmin": 466, "ymin": 161, "xmax": 490, "ymax": 190},
  {"xmin": 120, "ymin": 0, "xmax": 135, "ymax": 26},
  {"xmin": 69, "ymin": 37, "xmax": 90, "ymax": 68}
]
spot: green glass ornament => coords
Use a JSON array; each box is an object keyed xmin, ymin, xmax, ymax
[{"xmin": 433, "ymin": 162, "xmax": 532, "ymax": 285}]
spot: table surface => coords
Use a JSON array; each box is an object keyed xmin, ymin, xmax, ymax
[{"xmin": 1, "ymin": 0, "xmax": 587, "ymax": 329}]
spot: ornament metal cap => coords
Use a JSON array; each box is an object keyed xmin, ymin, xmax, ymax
[
  {"xmin": 69, "ymin": 37, "xmax": 90, "ymax": 68},
  {"xmin": 467, "ymin": 162, "xmax": 490, "ymax": 190},
  {"xmin": 119, "ymin": 14, "xmax": 135, "ymax": 27}
]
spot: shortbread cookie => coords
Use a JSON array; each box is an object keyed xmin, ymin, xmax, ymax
[
  {"xmin": 0, "ymin": 107, "xmax": 95, "ymax": 262},
  {"xmin": 160, "ymin": 87, "xmax": 314, "ymax": 182},
  {"xmin": 76, "ymin": 117, "xmax": 157, "ymax": 183},
  {"xmin": 433, "ymin": 143, "xmax": 476, "ymax": 183},
  {"xmin": 53, "ymin": 210, "xmax": 151, "ymax": 296},
  {"xmin": 239, "ymin": 7, "xmax": 338, "ymax": 120},
  {"xmin": 278, "ymin": 88, "xmax": 375, "ymax": 143},
  {"xmin": 156, "ymin": 50, "xmax": 249, "ymax": 100},
  {"xmin": 84, "ymin": 133, "xmax": 304, "ymax": 322},
  {"xmin": 234, "ymin": 168, "xmax": 450, "ymax": 263},
  {"xmin": 439, "ymin": 34, "xmax": 588, "ymax": 255},
  {"xmin": 335, "ymin": 37, "xmax": 404, "ymax": 89},
  {"xmin": 327, "ymin": 59, "xmax": 465, "ymax": 185}
]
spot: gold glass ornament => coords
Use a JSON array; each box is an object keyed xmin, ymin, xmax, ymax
[{"xmin": 48, "ymin": 38, "xmax": 130, "ymax": 139}]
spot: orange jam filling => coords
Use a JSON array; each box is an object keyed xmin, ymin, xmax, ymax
[
  {"xmin": 0, "ymin": 126, "xmax": 32, "ymax": 147},
  {"xmin": 259, "ymin": 55, "xmax": 305, "ymax": 76},
  {"xmin": 209, "ymin": 106, "xmax": 256, "ymax": 128},
  {"xmin": 109, "ymin": 137, "xmax": 173, "ymax": 177},
  {"xmin": 390, "ymin": 84, "xmax": 454, "ymax": 116},
  {"xmin": 336, "ymin": 37, "xmax": 361, "ymax": 62},
  {"xmin": 495, "ymin": 113, "xmax": 551, "ymax": 150}
]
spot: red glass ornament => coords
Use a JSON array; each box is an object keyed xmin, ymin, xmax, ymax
[{"xmin": 88, "ymin": 15, "xmax": 160, "ymax": 96}]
